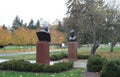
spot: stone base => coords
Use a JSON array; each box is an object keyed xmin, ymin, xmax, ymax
[
  {"xmin": 36, "ymin": 41, "xmax": 50, "ymax": 65},
  {"xmin": 68, "ymin": 42, "xmax": 78, "ymax": 61}
]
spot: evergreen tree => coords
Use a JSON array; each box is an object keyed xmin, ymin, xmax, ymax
[
  {"xmin": 12, "ymin": 15, "xmax": 24, "ymax": 30},
  {"xmin": 2, "ymin": 24, "xmax": 7, "ymax": 30},
  {"xmin": 28, "ymin": 19, "xmax": 35, "ymax": 29},
  {"xmin": 35, "ymin": 20, "xmax": 41, "ymax": 29},
  {"xmin": 57, "ymin": 21, "xmax": 64, "ymax": 32}
]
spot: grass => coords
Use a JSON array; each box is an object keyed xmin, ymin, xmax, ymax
[
  {"xmin": 0, "ymin": 45, "xmax": 36, "ymax": 52},
  {"xmin": 0, "ymin": 68, "xmax": 82, "ymax": 77},
  {"xmin": 0, "ymin": 53, "xmax": 36, "ymax": 60},
  {"xmin": 0, "ymin": 44, "xmax": 120, "ymax": 77},
  {"xmin": 0, "ymin": 45, "xmax": 120, "ymax": 60},
  {"xmin": 0, "ymin": 45, "xmax": 63, "ymax": 52}
]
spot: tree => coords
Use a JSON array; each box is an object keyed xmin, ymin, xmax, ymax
[
  {"xmin": 66, "ymin": 0, "xmax": 107, "ymax": 54},
  {"xmin": 2, "ymin": 24, "xmax": 7, "ymax": 30},
  {"xmin": 50, "ymin": 25, "xmax": 65, "ymax": 45},
  {"xmin": 12, "ymin": 27, "xmax": 37, "ymax": 45},
  {"xmin": 11, "ymin": 15, "xmax": 28, "ymax": 31},
  {"xmin": 105, "ymin": 2, "xmax": 120, "ymax": 52},
  {"xmin": 57, "ymin": 21, "xmax": 64, "ymax": 32},
  {"xmin": 66, "ymin": 0, "xmax": 82, "ymax": 32},
  {"xmin": 83, "ymin": 0, "xmax": 107, "ymax": 54},
  {"xmin": 11, "ymin": 27, "xmax": 38, "ymax": 50},
  {"xmin": 12, "ymin": 15, "xmax": 23, "ymax": 30},
  {"xmin": 36, "ymin": 20, "xmax": 40, "ymax": 27},
  {"xmin": 64, "ymin": 0, "xmax": 84, "ymax": 43},
  {"xmin": 0, "ymin": 28, "xmax": 11, "ymax": 48},
  {"xmin": 28, "ymin": 19, "xmax": 34, "ymax": 29},
  {"xmin": 35, "ymin": 20, "xmax": 41, "ymax": 30}
]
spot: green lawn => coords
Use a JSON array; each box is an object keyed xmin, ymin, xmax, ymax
[
  {"xmin": 0, "ymin": 45, "xmax": 120, "ymax": 77},
  {"xmin": 0, "ymin": 51, "xmax": 67, "ymax": 60},
  {"xmin": 0, "ymin": 54, "xmax": 36, "ymax": 60},
  {"xmin": 0, "ymin": 45, "xmax": 120, "ymax": 60},
  {"xmin": 0, "ymin": 45, "xmax": 36, "ymax": 52},
  {"xmin": 0, "ymin": 69, "xmax": 82, "ymax": 77}
]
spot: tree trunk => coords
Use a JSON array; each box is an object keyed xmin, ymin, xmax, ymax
[
  {"xmin": 110, "ymin": 43, "xmax": 115, "ymax": 52},
  {"xmin": 90, "ymin": 43, "xmax": 100, "ymax": 55}
]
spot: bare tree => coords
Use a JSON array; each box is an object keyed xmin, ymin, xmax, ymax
[{"xmin": 104, "ymin": 0, "xmax": 120, "ymax": 52}]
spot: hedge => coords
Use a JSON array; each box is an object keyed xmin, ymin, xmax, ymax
[
  {"xmin": 101, "ymin": 59, "xmax": 120, "ymax": 77},
  {"xmin": 0, "ymin": 59, "xmax": 74, "ymax": 73}
]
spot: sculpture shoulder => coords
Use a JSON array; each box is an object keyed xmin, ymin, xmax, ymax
[{"xmin": 36, "ymin": 31, "xmax": 51, "ymax": 42}]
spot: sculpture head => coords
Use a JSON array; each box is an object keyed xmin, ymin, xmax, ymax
[
  {"xmin": 41, "ymin": 26, "xmax": 48, "ymax": 32},
  {"xmin": 69, "ymin": 29, "xmax": 76, "ymax": 42},
  {"xmin": 36, "ymin": 26, "xmax": 51, "ymax": 42},
  {"xmin": 70, "ymin": 29, "xmax": 75, "ymax": 37}
]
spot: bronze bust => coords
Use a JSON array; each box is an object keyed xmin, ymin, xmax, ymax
[
  {"xmin": 69, "ymin": 30, "xmax": 76, "ymax": 42},
  {"xmin": 36, "ymin": 26, "xmax": 51, "ymax": 42}
]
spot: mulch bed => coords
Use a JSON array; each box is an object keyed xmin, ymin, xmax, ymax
[{"xmin": 81, "ymin": 72, "xmax": 100, "ymax": 77}]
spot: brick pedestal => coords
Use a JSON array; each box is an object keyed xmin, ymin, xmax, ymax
[
  {"xmin": 36, "ymin": 41, "xmax": 50, "ymax": 65},
  {"xmin": 68, "ymin": 42, "xmax": 78, "ymax": 61}
]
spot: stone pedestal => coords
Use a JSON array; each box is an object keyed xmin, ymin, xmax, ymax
[
  {"xmin": 68, "ymin": 42, "xmax": 78, "ymax": 61},
  {"xmin": 36, "ymin": 41, "xmax": 50, "ymax": 65}
]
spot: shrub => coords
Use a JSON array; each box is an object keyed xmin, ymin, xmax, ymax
[
  {"xmin": 50, "ymin": 54, "xmax": 62, "ymax": 61},
  {"xmin": 43, "ymin": 64, "xmax": 61, "ymax": 73},
  {"xmin": 0, "ymin": 60, "xmax": 14, "ymax": 70},
  {"xmin": 53, "ymin": 62, "xmax": 73, "ymax": 71},
  {"xmin": 61, "ymin": 52, "xmax": 68, "ymax": 58},
  {"xmin": 50, "ymin": 52, "xmax": 67, "ymax": 61},
  {"xmin": 44, "ymin": 62, "xmax": 73, "ymax": 73},
  {"xmin": 101, "ymin": 59, "xmax": 120, "ymax": 77},
  {"xmin": 78, "ymin": 54, "xmax": 89, "ymax": 59},
  {"xmin": 12, "ymin": 59, "xmax": 32, "ymax": 71},
  {"xmin": 0, "ymin": 59, "xmax": 32, "ymax": 71},
  {"xmin": 87, "ymin": 54, "xmax": 107, "ymax": 72},
  {"xmin": 0, "ymin": 59, "xmax": 74, "ymax": 73},
  {"xmin": 32, "ymin": 63, "xmax": 45, "ymax": 72}
]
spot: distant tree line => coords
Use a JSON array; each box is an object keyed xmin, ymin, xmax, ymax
[
  {"xmin": 12, "ymin": 15, "xmax": 41, "ymax": 30},
  {"xmin": 0, "ymin": 16, "xmax": 65, "ymax": 50}
]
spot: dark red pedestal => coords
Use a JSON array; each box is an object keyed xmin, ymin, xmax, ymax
[
  {"xmin": 68, "ymin": 42, "xmax": 78, "ymax": 61},
  {"xmin": 36, "ymin": 41, "xmax": 50, "ymax": 65}
]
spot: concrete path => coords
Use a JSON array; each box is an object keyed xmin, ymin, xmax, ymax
[
  {"xmin": 0, "ymin": 52, "xmax": 35, "ymax": 56},
  {"xmin": 82, "ymin": 72, "xmax": 100, "ymax": 77},
  {"xmin": 0, "ymin": 49, "xmax": 63, "ymax": 56},
  {"xmin": 74, "ymin": 60, "xmax": 87, "ymax": 68}
]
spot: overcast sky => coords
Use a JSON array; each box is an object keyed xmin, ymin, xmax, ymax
[
  {"xmin": 0, "ymin": 0, "xmax": 120, "ymax": 27},
  {"xmin": 0, "ymin": 0, "xmax": 67, "ymax": 27}
]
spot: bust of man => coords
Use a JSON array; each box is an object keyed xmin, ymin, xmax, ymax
[
  {"xmin": 36, "ymin": 26, "xmax": 51, "ymax": 42},
  {"xmin": 69, "ymin": 29, "xmax": 77, "ymax": 42}
]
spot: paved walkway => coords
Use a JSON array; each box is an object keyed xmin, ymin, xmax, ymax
[
  {"xmin": 0, "ymin": 52, "xmax": 35, "ymax": 56},
  {"xmin": 0, "ymin": 49, "xmax": 62, "ymax": 56},
  {"xmin": 82, "ymin": 72, "xmax": 100, "ymax": 77}
]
